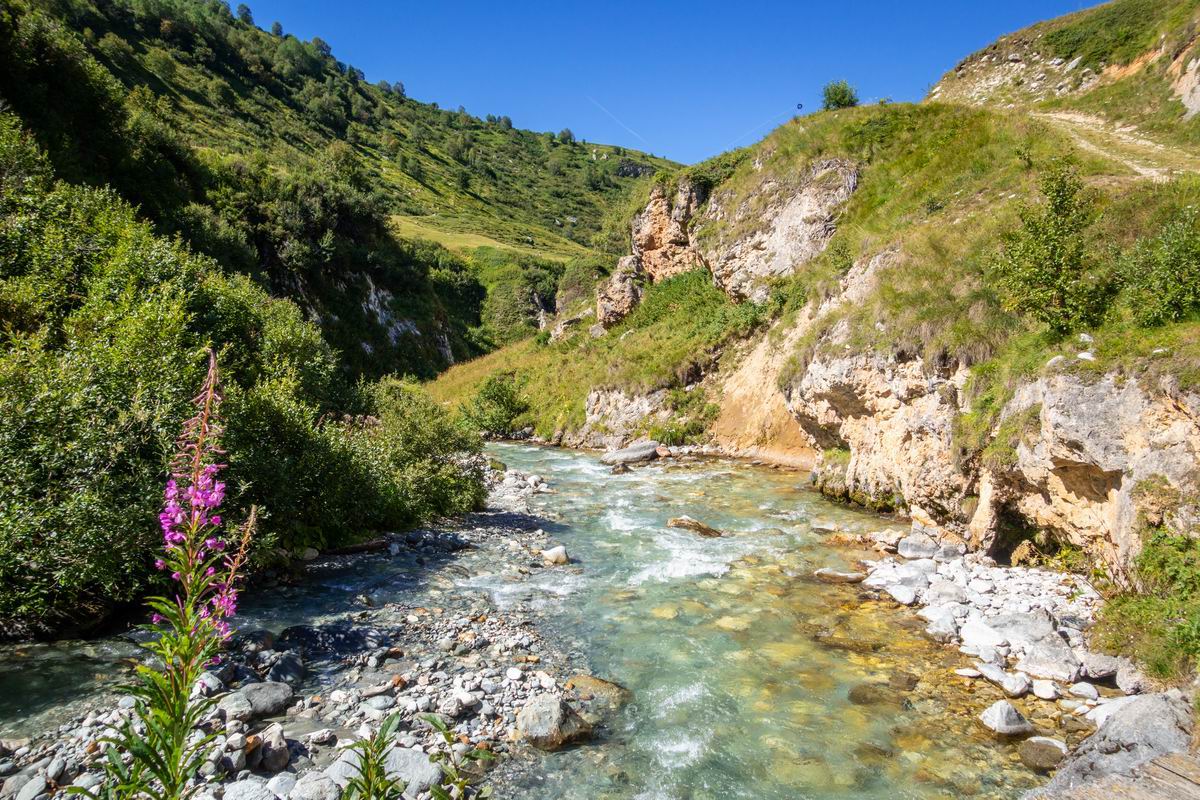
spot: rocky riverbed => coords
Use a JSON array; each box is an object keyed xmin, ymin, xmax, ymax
[{"xmin": 0, "ymin": 445, "xmax": 1193, "ymax": 800}]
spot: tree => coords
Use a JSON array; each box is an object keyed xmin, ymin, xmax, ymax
[
  {"xmin": 312, "ymin": 37, "xmax": 332, "ymax": 58},
  {"xmin": 822, "ymin": 80, "xmax": 859, "ymax": 111},
  {"xmin": 271, "ymin": 20, "xmax": 283, "ymax": 36},
  {"xmin": 236, "ymin": 3, "xmax": 253, "ymax": 24},
  {"xmin": 558, "ymin": 127, "xmax": 575, "ymax": 145},
  {"xmin": 994, "ymin": 160, "xmax": 1110, "ymax": 334}
]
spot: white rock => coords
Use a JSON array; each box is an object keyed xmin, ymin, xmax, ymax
[
  {"xmin": 978, "ymin": 700, "xmax": 1034, "ymax": 736},
  {"xmin": 1032, "ymin": 680, "xmax": 1059, "ymax": 700},
  {"xmin": 1069, "ymin": 681, "xmax": 1100, "ymax": 701}
]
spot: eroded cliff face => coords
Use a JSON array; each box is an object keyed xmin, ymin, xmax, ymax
[{"xmin": 969, "ymin": 374, "xmax": 1200, "ymax": 574}]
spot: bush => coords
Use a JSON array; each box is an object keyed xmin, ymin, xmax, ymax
[
  {"xmin": 1120, "ymin": 207, "xmax": 1200, "ymax": 327},
  {"xmin": 822, "ymin": 80, "xmax": 859, "ymax": 111},
  {"xmin": 462, "ymin": 371, "xmax": 528, "ymax": 436},
  {"xmin": 993, "ymin": 160, "xmax": 1111, "ymax": 334}
]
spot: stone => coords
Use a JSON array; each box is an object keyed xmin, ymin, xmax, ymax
[
  {"xmin": 45, "ymin": 758, "xmax": 64, "ymax": 783},
  {"xmin": 1042, "ymin": 692, "xmax": 1193, "ymax": 791},
  {"xmin": 266, "ymin": 773, "xmax": 295, "ymax": 799},
  {"xmin": 505, "ymin": 667, "xmax": 524, "ymax": 681},
  {"xmin": 1002, "ymin": 672, "xmax": 1032, "ymax": 699},
  {"xmin": 1068, "ymin": 681, "xmax": 1099, "ymax": 701},
  {"xmin": 1080, "ymin": 652, "xmax": 1120, "ymax": 680},
  {"xmin": 540, "ymin": 545, "xmax": 569, "ymax": 565},
  {"xmin": 299, "ymin": 547, "xmax": 319, "ymax": 561},
  {"xmin": 960, "ymin": 619, "xmax": 1007, "ymax": 653},
  {"xmin": 595, "ymin": 256, "xmax": 645, "ymax": 329},
  {"xmin": 380, "ymin": 748, "xmax": 442, "ymax": 800},
  {"xmin": 219, "ymin": 692, "xmax": 255, "ymax": 722},
  {"xmin": 195, "ymin": 671, "xmax": 225, "ymax": 698},
  {"xmin": 290, "ymin": 772, "xmax": 340, "ymax": 800},
  {"xmin": 266, "ymin": 652, "xmax": 305, "ymax": 686},
  {"xmin": 813, "ymin": 568, "xmax": 865, "ymax": 584},
  {"xmin": 978, "ymin": 700, "xmax": 1034, "ymax": 736},
  {"xmin": 516, "ymin": 694, "xmax": 592, "ymax": 750},
  {"xmin": 258, "ymin": 723, "xmax": 289, "ymax": 772},
  {"xmin": 955, "ymin": 668, "xmax": 982, "ymax": 678},
  {"xmin": 1019, "ymin": 737, "xmax": 1068, "ymax": 771},
  {"xmin": 14, "ymin": 777, "xmax": 45, "ymax": 800},
  {"xmin": 565, "ymin": 675, "xmax": 632, "ymax": 708},
  {"xmin": 1115, "ymin": 660, "xmax": 1150, "ymax": 694},
  {"xmin": 1032, "ymin": 680, "xmax": 1059, "ymax": 700},
  {"xmin": 222, "ymin": 779, "xmax": 274, "ymax": 800},
  {"xmin": 923, "ymin": 607, "xmax": 959, "ymax": 642},
  {"xmin": 666, "ymin": 516, "xmax": 722, "ymax": 537},
  {"xmin": 1015, "ymin": 642, "xmax": 1080, "ymax": 683},
  {"xmin": 847, "ymin": 683, "xmax": 899, "ymax": 706},
  {"xmin": 897, "ymin": 534, "xmax": 939, "ymax": 559},
  {"xmin": 599, "ymin": 441, "xmax": 660, "ymax": 466},
  {"xmin": 238, "ymin": 682, "xmax": 295, "ymax": 719},
  {"xmin": 886, "ymin": 585, "xmax": 917, "ymax": 605}
]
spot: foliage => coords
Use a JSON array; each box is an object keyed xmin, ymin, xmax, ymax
[
  {"xmin": 648, "ymin": 387, "xmax": 719, "ymax": 446},
  {"xmin": 1120, "ymin": 207, "xmax": 1200, "ymax": 327},
  {"xmin": 342, "ymin": 713, "xmax": 406, "ymax": 800},
  {"xmin": 0, "ymin": 115, "xmax": 483, "ymax": 634},
  {"xmin": 461, "ymin": 371, "xmax": 529, "ymax": 437},
  {"xmin": 422, "ymin": 714, "xmax": 494, "ymax": 800},
  {"xmin": 993, "ymin": 160, "xmax": 1111, "ymax": 335},
  {"xmin": 821, "ymin": 80, "xmax": 859, "ymax": 111},
  {"xmin": 77, "ymin": 356, "xmax": 255, "ymax": 800},
  {"xmin": 1040, "ymin": 0, "xmax": 1196, "ymax": 71},
  {"xmin": 1096, "ymin": 527, "xmax": 1200, "ymax": 680}
]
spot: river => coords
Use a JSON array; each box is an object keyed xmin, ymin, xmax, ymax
[{"xmin": 0, "ymin": 444, "xmax": 1045, "ymax": 798}]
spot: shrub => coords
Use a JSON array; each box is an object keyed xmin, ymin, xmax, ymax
[
  {"xmin": 1120, "ymin": 207, "xmax": 1200, "ymax": 327},
  {"xmin": 993, "ymin": 160, "xmax": 1111, "ymax": 335},
  {"xmin": 462, "ymin": 371, "xmax": 528, "ymax": 436},
  {"xmin": 822, "ymin": 80, "xmax": 859, "ymax": 111}
]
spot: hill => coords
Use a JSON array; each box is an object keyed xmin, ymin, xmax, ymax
[{"xmin": 0, "ymin": 0, "xmax": 673, "ymax": 377}]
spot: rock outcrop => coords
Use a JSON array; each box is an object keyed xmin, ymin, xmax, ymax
[
  {"xmin": 701, "ymin": 158, "xmax": 859, "ymax": 300},
  {"xmin": 561, "ymin": 389, "xmax": 670, "ymax": 450},
  {"xmin": 631, "ymin": 181, "xmax": 707, "ymax": 282}
]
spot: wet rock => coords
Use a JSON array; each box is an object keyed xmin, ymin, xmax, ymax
[
  {"xmin": 541, "ymin": 545, "xmax": 569, "ymax": 565},
  {"xmin": 599, "ymin": 441, "xmax": 661, "ymax": 465},
  {"xmin": 277, "ymin": 625, "xmax": 388, "ymax": 656},
  {"xmin": 1041, "ymin": 691, "xmax": 1192, "ymax": 790},
  {"xmin": 813, "ymin": 568, "xmax": 866, "ymax": 584},
  {"xmin": 565, "ymin": 674, "xmax": 632, "ymax": 708},
  {"xmin": 266, "ymin": 652, "xmax": 304, "ymax": 686},
  {"xmin": 666, "ymin": 516, "xmax": 722, "ymax": 537},
  {"xmin": 516, "ymin": 694, "xmax": 592, "ymax": 750},
  {"xmin": 847, "ymin": 683, "xmax": 899, "ymax": 706},
  {"xmin": 1019, "ymin": 737, "xmax": 1068, "ymax": 771},
  {"xmin": 978, "ymin": 700, "xmax": 1034, "ymax": 736}
]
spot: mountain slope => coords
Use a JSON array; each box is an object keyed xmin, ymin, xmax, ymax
[{"xmin": 0, "ymin": 0, "xmax": 672, "ymax": 377}]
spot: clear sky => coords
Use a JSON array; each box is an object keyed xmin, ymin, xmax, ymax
[{"xmin": 241, "ymin": 0, "xmax": 1095, "ymax": 164}]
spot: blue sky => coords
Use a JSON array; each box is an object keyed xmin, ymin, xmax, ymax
[{"xmin": 242, "ymin": 0, "xmax": 1094, "ymax": 164}]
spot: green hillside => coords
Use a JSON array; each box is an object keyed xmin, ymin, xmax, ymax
[{"xmin": 0, "ymin": 0, "xmax": 673, "ymax": 378}]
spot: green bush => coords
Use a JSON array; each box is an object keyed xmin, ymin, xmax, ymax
[
  {"xmin": 993, "ymin": 160, "xmax": 1112, "ymax": 334},
  {"xmin": 0, "ymin": 118, "xmax": 484, "ymax": 634},
  {"xmin": 462, "ymin": 371, "xmax": 529, "ymax": 436},
  {"xmin": 1120, "ymin": 207, "xmax": 1200, "ymax": 327},
  {"xmin": 822, "ymin": 80, "xmax": 859, "ymax": 111}
]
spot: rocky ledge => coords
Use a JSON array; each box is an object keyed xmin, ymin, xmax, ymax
[
  {"xmin": 0, "ymin": 469, "xmax": 624, "ymax": 800},
  {"xmin": 832, "ymin": 527, "xmax": 1194, "ymax": 795}
]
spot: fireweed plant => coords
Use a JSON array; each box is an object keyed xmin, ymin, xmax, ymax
[{"xmin": 78, "ymin": 353, "xmax": 255, "ymax": 800}]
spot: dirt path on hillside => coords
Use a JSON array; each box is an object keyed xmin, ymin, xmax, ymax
[{"xmin": 1035, "ymin": 111, "xmax": 1200, "ymax": 181}]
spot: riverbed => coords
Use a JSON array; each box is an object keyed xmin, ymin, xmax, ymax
[{"xmin": 0, "ymin": 444, "xmax": 1048, "ymax": 798}]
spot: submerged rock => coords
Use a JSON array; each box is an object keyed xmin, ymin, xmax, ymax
[
  {"xmin": 1019, "ymin": 737, "xmax": 1068, "ymax": 771},
  {"xmin": 813, "ymin": 567, "xmax": 866, "ymax": 584},
  {"xmin": 667, "ymin": 516, "xmax": 723, "ymax": 537}
]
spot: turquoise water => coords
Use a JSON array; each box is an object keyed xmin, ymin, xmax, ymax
[{"xmin": 479, "ymin": 444, "xmax": 1041, "ymax": 800}]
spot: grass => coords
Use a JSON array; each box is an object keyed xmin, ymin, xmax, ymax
[
  {"xmin": 1035, "ymin": 0, "xmax": 1198, "ymax": 71},
  {"xmin": 389, "ymin": 216, "xmax": 586, "ymax": 262},
  {"xmin": 429, "ymin": 270, "xmax": 766, "ymax": 435}
]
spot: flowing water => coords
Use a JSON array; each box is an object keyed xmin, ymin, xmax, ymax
[
  {"xmin": 0, "ymin": 444, "xmax": 1044, "ymax": 798},
  {"xmin": 481, "ymin": 444, "xmax": 1042, "ymax": 800}
]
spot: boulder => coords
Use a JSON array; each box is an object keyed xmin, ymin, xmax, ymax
[
  {"xmin": 218, "ymin": 692, "xmax": 255, "ymax": 722},
  {"xmin": 223, "ymin": 779, "xmax": 274, "ymax": 800},
  {"xmin": 238, "ymin": 682, "xmax": 294, "ymax": 719},
  {"xmin": 565, "ymin": 674, "xmax": 632, "ymax": 708},
  {"xmin": 14, "ymin": 777, "xmax": 45, "ymax": 800},
  {"xmin": 265, "ymin": 774, "xmax": 295, "ymax": 799},
  {"xmin": 1019, "ymin": 737, "xmax": 1068, "ymax": 772},
  {"xmin": 897, "ymin": 533, "xmax": 939, "ymax": 559},
  {"xmin": 666, "ymin": 516, "xmax": 722, "ymax": 537},
  {"xmin": 959, "ymin": 619, "xmax": 1008, "ymax": 653},
  {"xmin": 383, "ymin": 747, "xmax": 444, "ymax": 800},
  {"xmin": 289, "ymin": 773, "xmax": 340, "ymax": 800},
  {"xmin": 1002, "ymin": 672, "xmax": 1033, "ymax": 699},
  {"xmin": 922, "ymin": 607, "xmax": 959, "ymax": 642},
  {"xmin": 1041, "ymin": 691, "xmax": 1192, "ymax": 791},
  {"xmin": 599, "ymin": 441, "xmax": 661, "ymax": 465},
  {"xmin": 1068, "ymin": 682, "xmax": 1099, "ymax": 701},
  {"xmin": 886, "ymin": 585, "xmax": 917, "ymax": 605},
  {"xmin": 1080, "ymin": 652, "xmax": 1120, "ymax": 680},
  {"xmin": 516, "ymin": 694, "xmax": 592, "ymax": 750},
  {"xmin": 258, "ymin": 723, "xmax": 289, "ymax": 772},
  {"xmin": 978, "ymin": 700, "xmax": 1034, "ymax": 736},
  {"xmin": 266, "ymin": 652, "xmax": 305, "ymax": 686},
  {"xmin": 1032, "ymin": 680, "xmax": 1059, "ymax": 700},
  {"xmin": 540, "ymin": 545, "xmax": 569, "ymax": 565}
]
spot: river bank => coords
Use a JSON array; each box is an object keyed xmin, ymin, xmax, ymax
[{"xmin": 0, "ymin": 445, "xmax": 1193, "ymax": 800}]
